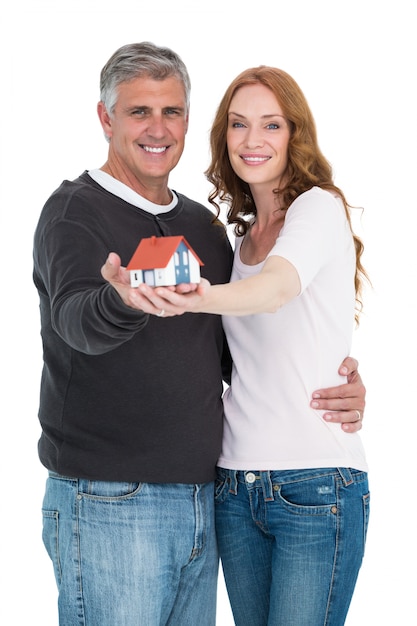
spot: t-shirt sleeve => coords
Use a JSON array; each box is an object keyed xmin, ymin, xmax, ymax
[{"xmin": 267, "ymin": 188, "xmax": 349, "ymax": 293}]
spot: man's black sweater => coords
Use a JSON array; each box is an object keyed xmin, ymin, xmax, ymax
[{"xmin": 33, "ymin": 172, "xmax": 233, "ymax": 483}]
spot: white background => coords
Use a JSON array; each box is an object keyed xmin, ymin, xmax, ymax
[{"xmin": 1, "ymin": 1, "xmax": 415, "ymax": 624}]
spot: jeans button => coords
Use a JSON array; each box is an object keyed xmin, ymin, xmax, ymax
[{"xmin": 245, "ymin": 472, "xmax": 256, "ymax": 484}]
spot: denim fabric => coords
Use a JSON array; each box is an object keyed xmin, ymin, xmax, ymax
[
  {"xmin": 215, "ymin": 467, "xmax": 370, "ymax": 626},
  {"xmin": 42, "ymin": 472, "xmax": 218, "ymax": 625}
]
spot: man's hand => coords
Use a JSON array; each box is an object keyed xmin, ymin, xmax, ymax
[
  {"xmin": 101, "ymin": 252, "xmax": 139, "ymax": 306},
  {"xmin": 101, "ymin": 253, "xmax": 195, "ymax": 316},
  {"xmin": 311, "ymin": 357, "xmax": 366, "ymax": 433},
  {"xmin": 101, "ymin": 253, "xmax": 162, "ymax": 314}
]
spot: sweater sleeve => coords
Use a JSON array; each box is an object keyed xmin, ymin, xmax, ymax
[{"xmin": 34, "ymin": 215, "xmax": 149, "ymax": 355}]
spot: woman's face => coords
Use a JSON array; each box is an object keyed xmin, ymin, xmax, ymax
[{"xmin": 226, "ymin": 83, "xmax": 291, "ymax": 191}]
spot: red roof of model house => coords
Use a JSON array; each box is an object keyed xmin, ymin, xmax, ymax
[{"xmin": 126, "ymin": 235, "xmax": 204, "ymax": 270}]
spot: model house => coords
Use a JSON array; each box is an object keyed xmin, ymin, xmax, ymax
[{"xmin": 127, "ymin": 235, "xmax": 204, "ymax": 287}]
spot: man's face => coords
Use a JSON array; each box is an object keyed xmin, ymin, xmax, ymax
[{"xmin": 98, "ymin": 75, "xmax": 189, "ymax": 196}]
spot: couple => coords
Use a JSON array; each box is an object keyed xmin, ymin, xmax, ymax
[{"xmin": 34, "ymin": 42, "xmax": 368, "ymax": 625}]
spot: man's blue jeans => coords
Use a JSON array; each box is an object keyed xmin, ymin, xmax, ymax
[
  {"xmin": 215, "ymin": 467, "xmax": 370, "ymax": 626},
  {"xmin": 42, "ymin": 472, "xmax": 219, "ymax": 625}
]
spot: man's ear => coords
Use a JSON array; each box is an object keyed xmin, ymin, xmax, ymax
[{"xmin": 97, "ymin": 101, "xmax": 112, "ymax": 140}]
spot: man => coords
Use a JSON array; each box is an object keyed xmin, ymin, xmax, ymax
[{"xmin": 33, "ymin": 42, "xmax": 365, "ymax": 625}]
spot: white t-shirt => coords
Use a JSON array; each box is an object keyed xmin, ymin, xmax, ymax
[
  {"xmin": 219, "ymin": 187, "xmax": 368, "ymax": 472},
  {"xmin": 88, "ymin": 169, "xmax": 178, "ymax": 214}
]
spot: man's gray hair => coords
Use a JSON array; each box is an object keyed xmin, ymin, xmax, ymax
[{"xmin": 100, "ymin": 42, "xmax": 191, "ymax": 114}]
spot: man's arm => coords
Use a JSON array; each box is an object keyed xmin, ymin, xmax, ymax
[
  {"xmin": 310, "ymin": 357, "xmax": 366, "ymax": 433},
  {"xmin": 34, "ymin": 221, "xmax": 149, "ymax": 355}
]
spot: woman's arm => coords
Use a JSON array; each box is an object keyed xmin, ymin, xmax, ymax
[{"xmin": 135, "ymin": 255, "xmax": 301, "ymax": 317}]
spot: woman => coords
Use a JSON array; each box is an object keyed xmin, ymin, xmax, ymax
[{"xmin": 133, "ymin": 66, "xmax": 370, "ymax": 625}]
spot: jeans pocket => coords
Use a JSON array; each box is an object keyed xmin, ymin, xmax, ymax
[
  {"xmin": 276, "ymin": 473, "xmax": 337, "ymax": 514},
  {"xmin": 214, "ymin": 475, "xmax": 230, "ymax": 503},
  {"xmin": 78, "ymin": 480, "xmax": 142, "ymax": 499},
  {"xmin": 42, "ymin": 509, "xmax": 62, "ymax": 585}
]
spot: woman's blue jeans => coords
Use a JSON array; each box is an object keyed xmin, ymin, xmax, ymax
[
  {"xmin": 215, "ymin": 467, "xmax": 370, "ymax": 626},
  {"xmin": 42, "ymin": 472, "xmax": 219, "ymax": 625}
]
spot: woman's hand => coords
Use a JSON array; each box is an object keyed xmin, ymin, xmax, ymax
[{"xmin": 132, "ymin": 278, "xmax": 211, "ymax": 316}]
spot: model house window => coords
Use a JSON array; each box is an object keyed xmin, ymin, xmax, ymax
[{"xmin": 144, "ymin": 270, "xmax": 155, "ymax": 286}]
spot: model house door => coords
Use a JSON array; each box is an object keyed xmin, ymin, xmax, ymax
[{"xmin": 174, "ymin": 245, "xmax": 190, "ymax": 283}]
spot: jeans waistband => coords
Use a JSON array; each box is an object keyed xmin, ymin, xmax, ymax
[
  {"xmin": 224, "ymin": 470, "xmax": 274, "ymax": 501},
  {"xmin": 219, "ymin": 467, "xmax": 355, "ymax": 498}
]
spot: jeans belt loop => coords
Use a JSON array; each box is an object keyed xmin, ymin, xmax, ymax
[
  {"xmin": 261, "ymin": 471, "xmax": 274, "ymax": 502},
  {"xmin": 337, "ymin": 467, "xmax": 354, "ymax": 486},
  {"xmin": 228, "ymin": 470, "xmax": 238, "ymax": 495}
]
